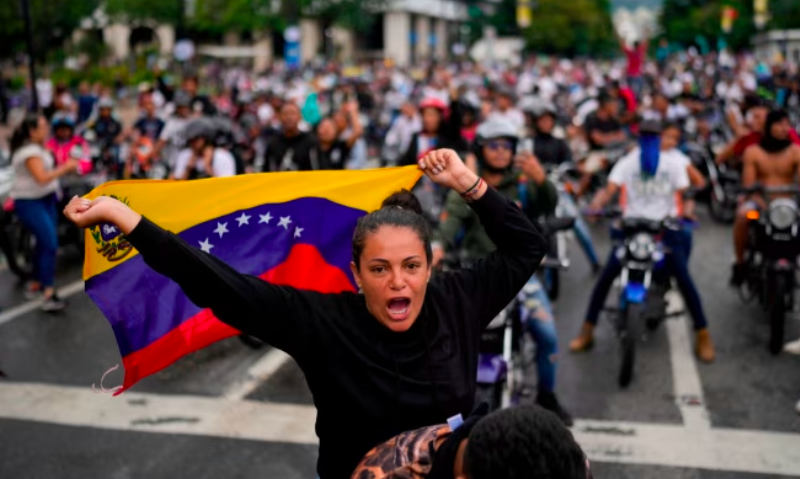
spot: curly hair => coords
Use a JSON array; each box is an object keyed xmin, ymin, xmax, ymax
[{"xmin": 464, "ymin": 405, "xmax": 588, "ymax": 479}]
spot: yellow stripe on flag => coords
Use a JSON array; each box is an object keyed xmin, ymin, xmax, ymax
[{"xmin": 82, "ymin": 167, "xmax": 422, "ymax": 280}]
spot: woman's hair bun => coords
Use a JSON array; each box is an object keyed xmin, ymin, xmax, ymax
[{"xmin": 381, "ymin": 189, "xmax": 423, "ymax": 215}]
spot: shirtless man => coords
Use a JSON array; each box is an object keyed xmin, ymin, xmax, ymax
[{"xmin": 731, "ymin": 109, "xmax": 800, "ymax": 285}]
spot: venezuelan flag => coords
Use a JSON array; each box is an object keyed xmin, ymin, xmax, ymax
[{"xmin": 82, "ymin": 167, "xmax": 422, "ymax": 394}]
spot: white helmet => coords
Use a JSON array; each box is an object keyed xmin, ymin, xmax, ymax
[{"xmin": 476, "ymin": 118, "xmax": 519, "ymax": 143}]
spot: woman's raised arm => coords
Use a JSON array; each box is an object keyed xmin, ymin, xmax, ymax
[{"xmin": 63, "ymin": 196, "xmax": 315, "ymax": 359}]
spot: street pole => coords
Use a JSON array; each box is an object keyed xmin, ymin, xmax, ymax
[{"xmin": 19, "ymin": 0, "xmax": 39, "ymax": 112}]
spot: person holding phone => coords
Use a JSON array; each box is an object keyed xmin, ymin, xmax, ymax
[
  {"xmin": 432, "ymin": 118, "xmax": 572, "ymax": 424},
  {"xmin": 10, "ymin": 114, "xmax": 80, "ymax": 311}
]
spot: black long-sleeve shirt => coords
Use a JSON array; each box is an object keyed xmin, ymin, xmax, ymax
[{"xmin": 125, "ymin": 187, "xmax": 546, "ymax": 478}]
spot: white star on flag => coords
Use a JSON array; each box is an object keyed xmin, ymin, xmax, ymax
[
  {"xmin": 199, "ymin": 238, "xmax": 214, "ymax": 253},
  {"xmin": 294, "ymin": 226, "xmax": 304, "ymax": 238},
  {"xmin": 213, "ymin": 222, "xmax": 229, "ymax": 238},
  {"xmin": 259, "ymin": 212, "xmax": 273, "ymax": 224},
  {"xmin": 236, "ymin": 213, "xmax": 251, "ymax": 226},
  {"xmin": 278, "ymin": 216, "xmax": 292, "ymax": 230}
]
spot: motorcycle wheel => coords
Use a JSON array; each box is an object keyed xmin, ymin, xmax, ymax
[
  {"xmin": 475, "ymin": 383, "xmax": 503, "ymax": 412},
  {"xmin": 768, "ymin": 274, "xmax": 787, "ymax": 355},
  {"xmin": 709, "ymin": 188, "xmax": 734, "ymax": 224},
  {"xmin": 618, "ymin": 303, "xmax": 642, "ymax": 388}
]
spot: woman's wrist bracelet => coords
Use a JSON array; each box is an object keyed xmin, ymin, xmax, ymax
[
  {"xmin": 460, "ymin": 177, "xmax": 481, "ymax": 196},
  {"xmin": 461, "ymin": 177, "xmax": 484, "ymax": 200}
]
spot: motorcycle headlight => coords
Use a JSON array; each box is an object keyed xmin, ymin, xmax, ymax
[
  {"xmin": 768, "ymin": 200, "xmax": 797, "ymax": 229},
  {"xmin": 628, "ymin": 233, "xmax": 655, "ymax": 261}
]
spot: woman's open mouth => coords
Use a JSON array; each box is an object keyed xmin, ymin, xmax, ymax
[{"xmin": 386, "ymin": 297, "xmax": 411, "ymax": 321}]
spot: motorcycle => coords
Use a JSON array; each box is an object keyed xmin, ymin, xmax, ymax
[
  {"xmin": 434, "ymin": 255, "xmax": 527, "ymax": 412},
  {"xmin": 739, "ymin": 184, "xmax": 800, "ymax": 354},
  {"xmin": 0, "ymin": 149, "xmax": 32, "ymax": 281},
  {"xmin": 592, "ymin": 210, "xmax": 685, "ymax": 387},
  {"xmin": 537, "ymin": 215, "xmax": 576, "ymax": 301},
  {"xmin": 706, "ymin": 159, "xmax": 740, "ymax": 224},
  {"xmin": 536, "ymin": 163, "xmax": 582, "ymax": 300},
  {"xmin": 475, "ymin": 297, "xmax": 525, "ymax": 411}
]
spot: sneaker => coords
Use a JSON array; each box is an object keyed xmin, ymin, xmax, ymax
[
  {"xmin": 784, "ymin": 338, "xmax": 800, "ymax": 355},
  {"xmin": 41, "ymin": 295, "xmax": 67, "ymax": 313},
  {"xmin": 536, "ymin": 390, "xmax": 574, "ymax": 427},
  {"xmin": 24, "ymin": 284, "xmax": 43, "ymax": 301}
]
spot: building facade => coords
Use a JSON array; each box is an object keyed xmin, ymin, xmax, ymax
[{"xmin": 80, "ymin": 0, "xmax": 468, "ymax": 68}]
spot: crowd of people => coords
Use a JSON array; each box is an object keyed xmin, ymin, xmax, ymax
[{"xmin": 4, "ymin": 35, "xmax": 800, "ymax": 477}]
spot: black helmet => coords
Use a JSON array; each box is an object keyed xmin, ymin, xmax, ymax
[
  {"xmin": 184, "ymin": 117, "xmax": 215, "ymax": 144},
  {"xmin": 173, "ymin": 90, "xmax": 192, "ymax": 108},
  {"xmin": 639, "ymin": 119, "xmax": 663, "ymax": 135}
]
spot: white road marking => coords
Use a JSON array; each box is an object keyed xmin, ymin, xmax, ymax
[
  {"xmin": 574, "ymin": 419, "xmax": 800, "ymax": 477},
  {"xmin": 0, "ymin": 381, "xmax": 318, "ymax": 445},
  {"xmin": 222, "ymin": 348, "xmax": 291, "ymax": 400},
  {"xmin": 664, "ymin": 291, "xmax": 712, "ymax": 430},
  {"xmin": 0, "ymin": 279, "xmax": 85, "ymax": 326},
  {"xmin": 2, "ymin": 382, "xmax": 800, "ymax": 476}
]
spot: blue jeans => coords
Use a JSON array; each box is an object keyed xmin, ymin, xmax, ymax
[
  {"xmin": 14, "ymin": 194, "xmax": 58, "ymax": 288},
  {"xmin": 519, "ymin": 275, "xmax": 558, "ymax": 392},
  {"xmin": 559, "ymin": 191, "xmax": 600, "ymax": 267},
  {"xmin": 584, "ymin": 226, "xmax": 708, "ymax": 330}
]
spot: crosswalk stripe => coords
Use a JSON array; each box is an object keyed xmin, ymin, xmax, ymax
[{"xmin": 2, "ymin": 381, "xmax": 800, "ymax": 476}]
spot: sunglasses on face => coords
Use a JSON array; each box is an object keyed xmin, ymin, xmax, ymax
[{"xmin": 486, "ymin": 140, "xmax": 513, "ymax": 151}]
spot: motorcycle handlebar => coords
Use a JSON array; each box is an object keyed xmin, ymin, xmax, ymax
[{"xmin": 737, "ymin": 184, "xmax": 800, "ymax": 196}]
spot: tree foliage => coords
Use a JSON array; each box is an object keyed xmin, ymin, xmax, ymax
[
  {"xmin": 658, "ymin": 0, "xmax": 800, "ymax": 52},
  {"xmin": 519, "ymin": 0, "xmax": 617, "ymax": 57},
  {"xmin": 104, "ymin": 0, "xmax": 183, "ymax": 25},
  {"xmin": 190, "ymin": 0, "xmax": 280, "ymax": 34},
  {"xmin": 659, "ymin": 0, "xmax": 754, "ymax": 51},
  {"xmin": 189, "ymin": 0, "xmax": 384, "ymax": 34},
  {"xmin": 0, "ymin": 0, "xmax": 100, "ymax": 61}
]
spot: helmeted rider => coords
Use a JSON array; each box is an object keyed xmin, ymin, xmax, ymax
[
  {"xmin": 570, "ymin": 120, "xmax": 715, "ymax": 363},
  {"xmin": 520, "ymin": 101, "xmax": 601, "ymax": 273},
  {"xmin": 170, "ymin": 118, "xmax": 236, "ymax": 180},
  {"xmin": 432, "ymin": 117, "xmax": 573, "ymax": 424},
  {"xmin": 46, "ymin": 114, "xmax": 92, "ymax": 175}
]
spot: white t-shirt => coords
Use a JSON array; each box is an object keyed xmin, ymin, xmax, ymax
[
  {"xmin": 173, "ymin": 148, "xmax": 236, "ymax": 179},
  {"xmin": 10, "ymin": 144, "xmax": 59, "ymax": 199},
  {"xmin": 609, "ymin": 148, "xmax": 689, "ymax": 221}
]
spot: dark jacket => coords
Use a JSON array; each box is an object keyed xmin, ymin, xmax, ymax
[
  {"xmin": 433, "ymin": 170, "xmax": 557, "ymax": 260},
  {"xmin": 126, "ymin": 187, "xmax": 546, "ymax": 479}
]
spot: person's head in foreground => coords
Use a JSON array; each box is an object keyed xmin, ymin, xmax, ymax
[
  {"xmin": 350, "ymin": 189, "xmax": 432, "ymax": 333},
  {"xmin": 352, "ymin": 404, "xmax": 590, "ymax": 479}
]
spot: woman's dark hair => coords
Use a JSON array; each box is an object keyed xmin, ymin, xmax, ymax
[
  {"xmin": 351, "ymin": 189, "xmax": 431, "ymax": 269},
  {"xmin": 10, "ymin": 114, "xmax": 42, "ymax": 154},
  {"xmin": 464, "ymin": 405, "xmax": 588, "ymax": 479},
  {"xmin": 662, "ymin": 121, "xmax": 682, "ymax": 134}
]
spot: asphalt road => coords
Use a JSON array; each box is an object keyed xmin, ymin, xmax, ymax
[{"xmin": 1, "ymin": 207, "xmax": 799, "ymax": 479}]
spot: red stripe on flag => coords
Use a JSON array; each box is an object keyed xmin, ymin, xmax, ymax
[
  {"xmin": 118, "ymin": 310, "xmax": 238, "ymax": 394},
  {"xmin": 115, "ymin": 244, "xmax": 356, "ymax": 394}
]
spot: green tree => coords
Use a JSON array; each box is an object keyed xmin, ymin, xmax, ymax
[
  {"xmin": 188, "ymin": 0, "xmax": 385, "ymax": 35},
  {"xmin": 190, "ymin": 0, "xmax": 280, "ymax": 34},
  {"xmin": 0, "ymin": 0, "xmax": 100, "ymax": 61},
  {"xmin": 659, "ymin": 0, "xmax": 755, "ymax": 51},
  {"xmin": 520, "ymin": 0, "xmax": 616, "ymax": 57},
  {"xmin": 104, "ymin": 0, "xmax": 184, "ymax": 25},
  {"xmin": 767, "ymin": 0, "xmax": 800, "ymax": 30}
]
